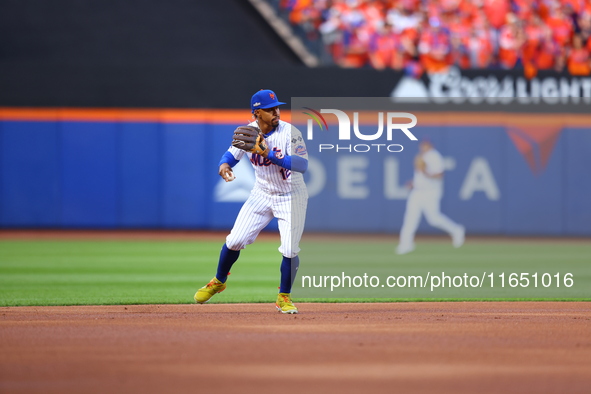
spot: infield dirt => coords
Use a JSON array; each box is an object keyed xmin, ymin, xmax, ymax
[{"xmin": 1, "ymin": 302, "xmax": 590, "ymax": 394}]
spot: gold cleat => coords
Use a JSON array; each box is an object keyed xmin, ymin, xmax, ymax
[
  {"xmin": 194, "ymin": 277, "xmax": 226, "ymax": 304},
  {"xmin": 276, "ymin": 293, "xmax": 298, "ymax": 314}
]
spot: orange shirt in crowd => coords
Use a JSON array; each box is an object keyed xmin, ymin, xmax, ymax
[
  {"xmin": 340, "ymin": 27, "xmax": 372, "ymax": 68},
  {"xmin": 484, "ymin": 0, "xmax": 511, "ymax": 29},
  {"xmin": 469, "ymin": 30, "xmax": 494, "ymax": 68},
  {"xmin": 513, "ymin": 0, "xmax": 536, "ymax": 20},
  {"xmin": 419, "ymin": 27, "xmax": 452, "ymax": 72},
  {"xmin": 499, "ymin": 25, "xmax": 522, "ymax": 68},
  {"xmin": 287, "ymin": 0, "xmax": 312, "ymax": 25},
  {"xmin": 522, "ymin": 22, "xmax": 546, "ymax": 63},
  {"xmin": 369, "ymin": 30, "xmax": 398, "ymax": 69},
  {"xmin": 546, "ymin": 15, "xmax": 574, "ymax": 46},
  {"xmin": 448, "ymin": 16, "xmax": 472, "ymax": 68},
  {"xmin": 458, "ymin": 0, "xmax": 478, "ymax": 18},
  {"xmin": 448, "ymin": 16, "xmax": 471, "ymax": 43},
  {"xmin": 393, "ymin": 27, "xmax": 420, "ymax": 69},
  {"xmin": 535, "ymin": 39, "xmax": 559, "ymax": 69},
  {"xmin": 568, "ymin": 47, "xmax": 591, "ymax": 75}
]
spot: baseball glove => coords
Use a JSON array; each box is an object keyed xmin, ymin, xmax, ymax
[{"xmin": 231, "ymin": 126, "xmax": 268, "ymax": 155}]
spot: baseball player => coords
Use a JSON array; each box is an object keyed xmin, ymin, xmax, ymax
[
  {"xmin": 396, "ymin": 138, "xmax": 465, "ymax": 255},
  {"xmin": 194, "ymin": 89, "xmax": 308, "ymax": 314}
]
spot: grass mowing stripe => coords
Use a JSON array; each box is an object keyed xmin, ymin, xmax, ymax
[{"xmin": 0, "ymin": 239, "xmax": 589, "ymax": 306}]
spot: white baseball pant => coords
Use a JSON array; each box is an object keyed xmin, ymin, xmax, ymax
[{"xmin": 226, "ymin": 188, "xmax": 307, "ymax": 258}]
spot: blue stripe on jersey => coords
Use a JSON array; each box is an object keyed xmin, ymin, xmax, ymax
[
  {"xmin": 219, "ymin": 151, "xmax": 240, "ymax": 167},
  {"xmin": 267, "ymin": 150, "xmax": 308, "ymax": 173}
]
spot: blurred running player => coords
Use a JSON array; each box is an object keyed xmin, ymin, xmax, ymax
[{"xmin": 397, "ymin": 139, "xmax": 465, "ymax": 255}]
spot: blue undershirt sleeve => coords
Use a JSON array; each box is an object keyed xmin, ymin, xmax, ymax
[
  {"xmin": 218, "ymin": 151, "xmax": 239, "ymax": 168},
  {"xmin": 267, "ymin": 150, "xmax": 308, "ymax": 173}
]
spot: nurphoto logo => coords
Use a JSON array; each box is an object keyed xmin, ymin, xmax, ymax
[{"xmin": 303, "ymin": 109, "xmax": 418, "ymax": 153}]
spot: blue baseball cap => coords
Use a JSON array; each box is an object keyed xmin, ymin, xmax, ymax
[{"xmin": 251, "ymin": 89, "xmax": 286, "ymax": 113}]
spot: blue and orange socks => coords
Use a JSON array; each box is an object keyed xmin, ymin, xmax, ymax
[
  {"xmin": 215, "ymin": 244, "xmax": 240, "ymax": 283},
  {"xmin": 279, "ymin": 255, "xmax": 300, "ymax": 294}
]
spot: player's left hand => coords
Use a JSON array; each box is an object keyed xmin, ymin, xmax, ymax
[{"xmin": 232, "ymin": 126, "xmax": 268, "ymax": 156}]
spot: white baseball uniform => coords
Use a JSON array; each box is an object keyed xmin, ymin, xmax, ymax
[
  {"xmin": 225, "ymin": 120, "xmax": 308, "ymax": 258},
  {"xmin": 398, "ymin": 147, "xmax": 464, "ymax": 253}
]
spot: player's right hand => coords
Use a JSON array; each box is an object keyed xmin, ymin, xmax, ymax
[{"xmin": 219, "ymin": 164, "xmax": 235, "ymax": 182}]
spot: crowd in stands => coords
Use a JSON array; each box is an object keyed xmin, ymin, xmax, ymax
[{"xmin": 280, "ymin": 0, "xmax": 591, "ymax": 76}]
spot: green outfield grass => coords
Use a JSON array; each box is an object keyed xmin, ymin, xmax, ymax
[{"xmin": 0, "ymin": 239, "xmax": 589, "ymax": 306}]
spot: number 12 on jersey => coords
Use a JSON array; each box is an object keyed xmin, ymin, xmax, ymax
[{"xmin": 280, "ymin": 168, "xmax": 291, "ymax": 180}]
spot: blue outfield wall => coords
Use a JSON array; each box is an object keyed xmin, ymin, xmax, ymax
[{"xmin": 0, "ymin": 116, "xmax": 590, "ymax": 235}]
